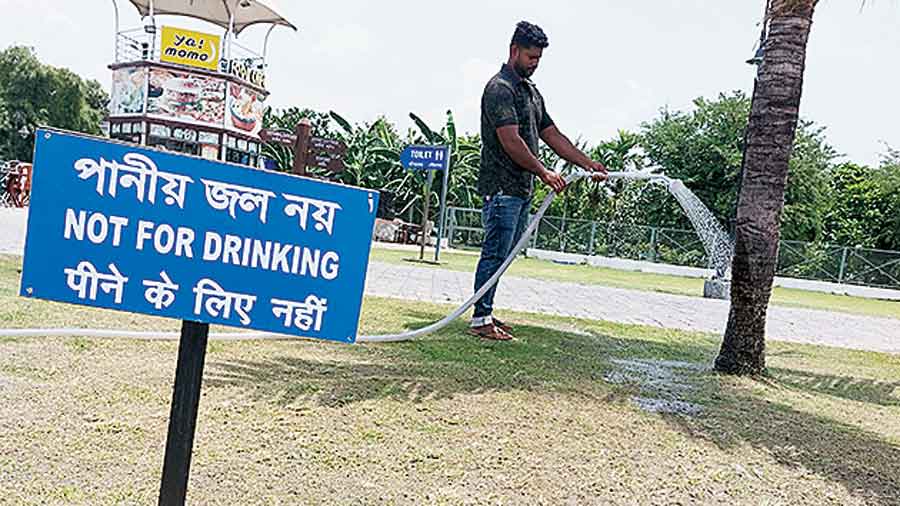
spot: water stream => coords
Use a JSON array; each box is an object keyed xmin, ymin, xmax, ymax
[
  {"xmin": 597, "ymin": 168, "xmax": 733, "ymax": 279},
  {"xmin": 664, "ymin": 179, "xmax": 734, "ymax": 279}
]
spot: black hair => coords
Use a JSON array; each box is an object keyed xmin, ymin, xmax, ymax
[{"xmin": 511, "ymin": 21, "xmax": 549, "ymax": 49}]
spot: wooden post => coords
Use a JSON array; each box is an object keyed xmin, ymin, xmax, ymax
[
  {"xmin": 158, "ymin": 320, "xmax": 210, "ymax": 506},
  {"xmin": 291, "ymin": 119, "xmax": 312, "ymax": 176}
]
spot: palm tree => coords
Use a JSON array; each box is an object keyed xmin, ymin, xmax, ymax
[{"xmin": 715, "ymin": 0, "xmax": 819, "ymax": 375}]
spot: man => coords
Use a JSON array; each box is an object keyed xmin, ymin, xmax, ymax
[{"xmin": 470, "ymin": 21, "xmax": 607, "ymax": 341}]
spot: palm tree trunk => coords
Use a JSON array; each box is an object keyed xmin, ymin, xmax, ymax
[{"xmin": 715, "ymin": 0, "xmax": 817, "ymax": 375}]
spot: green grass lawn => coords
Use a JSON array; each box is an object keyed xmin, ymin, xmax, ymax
[
  {"xmin": 1, "ymin": 254, "xmax": 899, "ymax": 504},
  {"xmin": 370, "ymin": 247, "xmax": 900, "ymax": 320}
]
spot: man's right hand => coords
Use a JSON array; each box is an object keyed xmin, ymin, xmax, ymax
[{"xmin": 540, "ymin": 169, "xmax": 567, "ymax": 193}]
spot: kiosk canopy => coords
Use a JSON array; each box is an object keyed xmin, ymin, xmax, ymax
[{"xmin": 127, "ymin": 0, "xmax": 296, "ymax": 34}]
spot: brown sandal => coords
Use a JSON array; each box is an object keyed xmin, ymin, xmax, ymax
[
  {"xmin": 468, "ymin": 324, "xmax": 514, "ymax": 341},
  {"xmin": 492, "ymin": 318, "xmax": 514, "ymax": 334}
]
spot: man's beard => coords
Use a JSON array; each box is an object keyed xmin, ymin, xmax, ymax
[{"xmin": 514, "ymin": 62, "xmax": 536, "ymax": 78}]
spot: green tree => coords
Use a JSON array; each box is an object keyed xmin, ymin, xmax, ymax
[
  {"xmin": 640, "ymin": 90, "xmax": 835, "ymax": 241},
  {"xmin": 529, "ymin": 130, "xmax": 645, "ymax": 224},
  {"xmin": 873, "ymin": 149, "xmax": 900, "ymax": 250},
  {"xmin": 334, "ymin": 113, "xmax": 416, "ymax": 219},
  {"xmin": 0, "ymin": 46, "xmax": 109, "ymax": 161},
  {"xmin": 822, "ymin": 163, "xmax": 886, "ymax": 248},
  {"xmin": 262, "ymin": 107, "xmax": 454, "ymax": 221},
  {"xmin": 782, "ymin": 121, "xmax": 836, "ymax": 242},
  {"xmin": 587, "ymin": 131, "xmax": 658, "ymax": 226},
  {"xmin": 0, "ymin": 95, "xmax": 10, "ymax": 141},
  {"xmin": 640, "ymin": 93, "xmax": 747, "ymax": 230}
]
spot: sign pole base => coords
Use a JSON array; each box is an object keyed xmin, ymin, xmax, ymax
[{"xmin": 158, "ymin": 320, "xmax": 210, "ymax": 506}]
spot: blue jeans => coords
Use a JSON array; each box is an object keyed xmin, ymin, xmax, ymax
[{"xmin": 472, "ymin": 194, "xmax": 531, "ymax": 321}]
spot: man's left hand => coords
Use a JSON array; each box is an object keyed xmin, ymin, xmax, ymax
[{"xmin": 587, "ymin": 161, "xmax": 609, "ymax": 182}]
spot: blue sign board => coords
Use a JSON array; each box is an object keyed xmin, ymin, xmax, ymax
[
  {"xmin": 20, "ymin": 129, "xmax": 379, "ymax": 344},
  {"xmin": 400, "ymin": 145, "xmax": 450, "ymax": 171}
]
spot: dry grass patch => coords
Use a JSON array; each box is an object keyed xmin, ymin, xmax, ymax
[{"xmin": 0, "ymin": 256, "xmax": 898, "ymax": 504}]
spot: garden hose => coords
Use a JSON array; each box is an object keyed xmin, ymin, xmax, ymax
[
  {"xmin": 357, "ymin": 169, "xmax": 670, "ymax": 342},
  {"xmin": 0, "ymin": 170, "xmax": 667, "ymax": 343}
]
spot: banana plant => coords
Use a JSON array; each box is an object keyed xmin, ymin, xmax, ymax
[
  {"xmin": 408, "ymin": 110, "xmax": 482, "ymax": 212},
  {"xmin": 261, "ymin": 107, "xmax": 651, "ymax": 224}
]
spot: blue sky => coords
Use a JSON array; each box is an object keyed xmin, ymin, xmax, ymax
[{"xmin": 3, "ymin": 0, "xmax": 898, "ymax": 166}]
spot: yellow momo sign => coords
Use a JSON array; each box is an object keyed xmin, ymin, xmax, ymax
[{"xmin": 160, "ymin": 26, "xmax": 221, "ymax": 71}]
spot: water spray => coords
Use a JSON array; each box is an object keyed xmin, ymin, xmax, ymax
[
  {"xmin": 357, "ymin": 167, "xmax": 731, "ymax": 343},
  {"xmin": 0, "ymin": 169, "xmax": 734, "ymax": 343}
]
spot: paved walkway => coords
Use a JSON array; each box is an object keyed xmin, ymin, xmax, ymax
[
  {"xmin": 0, "ymin": 208, "xmax": 27, "ymax": 255},
  {"xmin": 3, "ymin": 208, "xmax": 898, "ymax": 353},
  {"xmin": 365, "ymin": 262, "xmax": 900, "ymax": 354}
]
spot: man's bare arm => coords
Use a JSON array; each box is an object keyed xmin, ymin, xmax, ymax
[
  {"xmin": 496, "ymin": 125, "xmax": 566, "ymax": 192},
  {"xmin": 540, "ymin": 125, "xmax": 608, "ymax": 179}
]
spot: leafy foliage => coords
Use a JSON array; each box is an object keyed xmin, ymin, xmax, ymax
[
  {"xmin": 262, "ymin": 107, "xmax": 484, "ymax": 223},
  {"xmin": 871, "ymin": 151, "xmax": 900, "ymax": 250},
  {"xmin": 640, "ymin": 91, "xmax": 837, "ymax": 239},
  {"xmin": 0, "ymin": 46, "xmax": 108, "ymax": 161},
  {"xmin": 261, "ymin": 93, "xmax": 900, "ymax": 252},
  {"xmin": 4, "ymin": 45, "xmax": 897, "ymax": 254}
]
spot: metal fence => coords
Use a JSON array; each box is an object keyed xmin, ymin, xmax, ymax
[{"xmin": 445, "ymin": 206, "xmax": 900, "ymax": 290}]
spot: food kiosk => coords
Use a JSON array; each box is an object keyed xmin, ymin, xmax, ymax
[{"xmin": 107, "ymin": 0, "xmax": 295, "ymax": 167}]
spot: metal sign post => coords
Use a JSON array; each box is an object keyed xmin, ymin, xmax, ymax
[
  {"xmin": 400, "ymin": 145, "xmax": 450, "ymax": 264},
  {"xmin": 419, "ymin": 170, "xmax": 434, "ymax": 261},
  {"xmin": 434, "ymin": 155, "xmax": 451, "ymax": 262}
]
